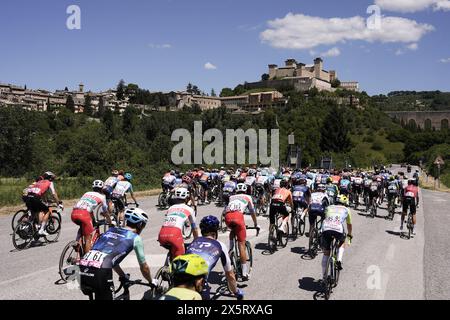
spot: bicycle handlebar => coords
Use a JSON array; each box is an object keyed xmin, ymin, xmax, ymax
[{"xmin": 245, "ymin": 226, "xmax": 260, "ymax": 237}]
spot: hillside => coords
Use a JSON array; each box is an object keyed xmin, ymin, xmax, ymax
[{"xmin": 374, "ymin": 91, "xmax": 450, "ymax": 111}]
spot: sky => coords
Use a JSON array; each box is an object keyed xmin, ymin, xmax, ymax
[{"xmin": 0, "ymin": 0, "xmax": 449, "ymax": 96}]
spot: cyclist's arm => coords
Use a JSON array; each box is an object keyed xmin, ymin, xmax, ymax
[
  {"xmin": 220, "ymin": 242, "xmax": 238, "ymax": 294},
  {"xmin": 247, "ymin": 198, "xmax": 256, "ymax": 215},
  {"xmin": 287, "ymin": 192, "xmax": 294, "ymax": 208},
  {"xmin": 189, "ymin": 214, "xmax": 199, "ymax": 239},
  {"xmin": 134, "ymin": 236, "xmax": 152, "ymax": 283},
  {"xmin": 49, "ymin": 182, "xmax": 60, "ymax": 204},
  {"xmin": 346, "ymin": 211, "xmax": 353, "ymax": 237}
]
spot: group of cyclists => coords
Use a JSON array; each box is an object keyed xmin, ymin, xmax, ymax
[{"xmin": 18, "ymin": 163, "xmax": 421, "ymax": 300}]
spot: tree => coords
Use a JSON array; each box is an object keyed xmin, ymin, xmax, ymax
[
  {"xmin": 211, "ymin": 89, "xmax": 217, "ymax": 97},
  {"xmin": 64, "ymin": 86, "xmax": 69, "ymax": 92},
  {"xmin": 331, "ymin": 79, "xmax": 341, "ymax": 88},
  {"xmin": 192, "ymin": 85, "xmax": 201, "ymax": 95},
  {"xmin": 66, "ymin": 95, "xmax": 75, "ymax": 113},
  {"xmin": 186, "ymin": 83, "xmax": 193, "ymax": 94},
  {"xmin": 233, "ymin": 84, "xmax": 246, "ymax": 96},
  {"xmin": 320, "ymin": 107, "xmax": 352, "ymax": 153},
  {"xmin": 97, "ymin": 96, "xmax": 106, "ymax": 118},
  {"xmin": 261, "ymin": 73, "xmax": 270, "ymax": 81},
  {"xmin": 192, "ymin": 103, "xmax": 202, "ymax": 114},
  {"xmin": 220, "ymin": 88, "xmax": 234, "ymax": 97},
  {"xmin": 117, "ymin": 79, "xmax": 126, "ymax": 101},
  {"xmin": 84, "ymin": 95, "xmax": 93, "ymax": 116}
]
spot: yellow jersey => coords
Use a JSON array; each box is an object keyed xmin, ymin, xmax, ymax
[{"xmin": 159, "ymin": 288, "xmax": 202, "ymax": 300}]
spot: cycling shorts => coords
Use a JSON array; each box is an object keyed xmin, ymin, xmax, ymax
[
  {"xmin": 158, "ymin": 227, "xmax": 185, "ymax": 259},
  {"xmin": 321, "ymin": 230, "xmax": 346, "ymax": 251},
  {"xmin": 294, "ymin": 199, "xmax": 308, "ymax": 211},
  {"xmin": 103, "ymin": 186, "xmax": 114, "ymax": 200},
  {"xmin": 402, "ymin": 197, "xmax": 417, "ymax": 215},
  {"xmin": 23, "ymin": 195, "xmax": 49, "ymax": 213},
  {"xmin": 71, "ymin": 209, "xmax": 94, "ymax": 237},
  {"xmin": 269, "ymin": 201, "xmax": 289, "ymax": 225},
  {"xmin": 80, "ymin": 267, "xmax": 114, "ymax": 300},
  {"xmin": 112, "ymin": 197, "xmax": 125, "ymax": 212},
  {"xmin": 225, "ymin": 211, "xmax": 246, "ymax": 242},
  {"xmin": 308, "ymin": 205, "xmax": 325, "ymax": 226}
]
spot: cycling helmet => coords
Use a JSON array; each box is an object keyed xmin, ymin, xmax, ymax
[
  {"xmin": 173, "ymin": 187, "xmax": 190, "ymax": 200},
  {"xmin": 200, "ymin": 216, "xmax": 220, "ymax": 234},
  {"xmin": 170, "ymin": 170, "xmax": 175, "ymax": 175},
  {"xmin": 326, "ymin": 177, "xmax": 333, "ymax": 184},
  {"xmin": 112, "ymin": 170, "xmax": 119, "ymax": 176},
  {"xmin": 44, "ymin": 171, "xmax": 56, "ymax": 180},
  {"xmin": 171, "ymin": 254, "xmax": 208, "ymax": 279},
  {"xmin": 389, "ymin": 176, "xmax": 395, "ymax": 181},
  {"xmin": 236, "ymin": 183, "xmax": 248, "ymax": 193},
  {"xmin": 125, "ymin": 207, "xmax": 149, "ymax": 225},
  {"xmin": 280, "ymin": 179, "xmax": 289, "ymax": 188},
  {"xmin": 124, "ymin": 173, "xmax": 133, "ymax": 181},
  {"xmin": 92, "ymin": 180, "xmax": 104, "ymax": 189},
  {"xmin": 337, "ymin": 195, "xmax": 348, "ymax": 205}
]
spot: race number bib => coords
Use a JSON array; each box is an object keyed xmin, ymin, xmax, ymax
[
  {"xmin": 227, "ymin": 200, "xmax": 246, "ymax": 213},
  {"xmin": 81, "ymin": 250, "xmax": 107, "ymax": 269},
  {"xmin": 323, "ymin": 215, "xmax": 343, "ymax": 233},
  {"xmin": 405, "ymin": 192, "xmax": 415, "ymax": 198},
  {"xmin": 370, "ymin": 185, "xmax": 378, "ymax": 192},
  {"xmin": 163, "ymin": 214, "xmax": 179, "ymax": 228},
  {"xmin": 293, "ymin": 191, "xmax": 304, "ymax": 198}
]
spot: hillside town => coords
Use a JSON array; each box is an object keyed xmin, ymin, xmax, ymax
[{"xmin": 0, "ymin": 58, "xmax": 360, "ymax": 114}]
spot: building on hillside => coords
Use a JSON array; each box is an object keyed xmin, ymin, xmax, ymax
[
  {"xmin": 220, "ymin": 90, "xmax": 286, "ymax": 112},
  {"xmin": 176, "ymin": 92, "xmax": 222, "ymax": 111},
  {"xmin": 340, "ymin": 81, "xmax": 359, "ymax": 92}
]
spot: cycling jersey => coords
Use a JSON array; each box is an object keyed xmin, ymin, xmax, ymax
[
  {"xmin": 162, "ymin": 204, "xmax": 197, "ymax": 230},
  {"xmin": 26, "ymin": 180, "xmax": 55, "ymax": 198},
  {"xmin": 73, "ymin": 192, "xmax": 108, "ymax": 214},
  {"xmin": 353, "ymin": 177, "xmax": 363, "ymax": 186},
  {"xmin": 80, "ymin": 227, "xmax": 146, "ymax": 269},
  {"xmin": 163, "ymin": 174, "xmax": 176, "ymax": 185},
  {"xmin": 404, "ymin": 185, "xmax": 418, "ymax": 199},
  {"xmin": 388, "ymin": 181, "xmax": 400, "ymax": 194},
  {"xmin": 339, "ymin": 179, "xmax": 351, "ymax": 190},
  {"xmin": 223, "ymin": 181, "xmax": 237, "ymax": 192},
  {"xmin": 292, "ymin": 185, "xmax": 310, "ymax": 204},
  {"xmin": 256, "ymin": 175, "xmax": 269, "ymax": 185},
  {"xmin": 272, "ymin": 188, "xmax": 292, "ymax": 204},
  {"xmin": 104, "ymin": 176, "xmax": 119, "ymax": 188},
  {"xmin": 322, "ymin": 205, "xmax": 352, "ymax": 234},
  {"xmin": 112, "ymin": 181, "xmax": 133, "ymax": 198},
  {"xmin": 226, "ymin": 194, "xmax": 255, "ymax": 214},
  {"xmin": 225, "ymin": 194, "xmax": 254, "ymax": 242},
  {"xmin": 245, "ymin": 176, "xmax": 256, "ymax": 186},
  {"xmin": 160, "ymin": 288, "xmax": 202, "ymax": 301},
  {"xmin": 187, "ymin": 237, "xmax": 232, "ymax": 274}
]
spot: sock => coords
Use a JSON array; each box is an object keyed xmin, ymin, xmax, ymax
[
  {"xmin": 338, "ymin": 247, "xmax": 345, "ymax": 262},
  {"xmin": 321, "ymin": 256, "xmax": 328, "ymax": 279},
  {"xmin": 241, "ymin": 262, "xmax": 249, "ymax": 276},
  {"xmin": 39, "ymin": 222, "xmax": 47, "ymax": 232}
]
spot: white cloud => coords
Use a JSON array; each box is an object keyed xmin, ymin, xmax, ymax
[
  {"xmin": 440, "ymin": 58, "xmax": 450, "ymax": 63},
  {"xmin": 260, "ymin": 13, "xmax": 434, "ymax": 50},
  {"xmin": 407, "ymin": 43, "xmax": 419, "ymax": 50},
  {"xmin": 395, "ymin": 49, "xmax": 405, "ymax": 55},
  {"xmin": 204, "ymin": 62, "xmax": 217, "ymax": 70},
  {"xmin": 321, "ymin": 47, "xmax": 341, "ymax": 57},
  {"xmin": 375, "ymin": 0, "xmax": 450, "ymax": 12},
  {"xmin": 148, "ymin": 43, "xmax": 172, "ymax": 49}
]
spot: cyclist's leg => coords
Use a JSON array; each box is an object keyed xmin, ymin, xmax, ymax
[
  {"xmin": 400, "ymin": 198, "xmax": 408, "ymax": 229},
  {"xmin": 320, "ymin": 231, "xmax": 332, "ymax": 279}
]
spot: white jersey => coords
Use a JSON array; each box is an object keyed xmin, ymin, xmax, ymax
[
  {"xmin": 256, "ymin": 175, "xmax": 269, "ymax": 185},
  {"xmin": 245, "ymin": 176, "xmax": 256, "ymax": 186},
  {"xmin": 104, "ymin": 176, "xmax": 119, "ymax": 188},
  {"xmin": 163, "ymin": 204, "xmax": 196, "ymax": 230},
  {"xmin": 322, "ymin": 205, "xmax": 352, "ymax": 234},
  {"xmin": 226, "ymin": 194, "xmax": 255, "ymax": 214},
  {"xmin": 112, "ymin": 181, "xmax": 132, "ymax": 197},
  {"xmin": 306, "ymin": 179, "xmax": 314, "ymax": 189},
  {"xmin": 353, "ymin": 177, "xmax": 363, "ymax": 185},
  {"xmin": 163, "ymin": 175, "xmax": 176, "ymax": 184},
  {"xmin": 73, "ymin": 191, "xmax": 108, "ymax": 214},
  {"xmin": 273, "ymin": 179, "xmax": 282, "ymax": 190},
  {"xmin": 310, "ymin": 192, "xmax": 327, "ymax": 205}
]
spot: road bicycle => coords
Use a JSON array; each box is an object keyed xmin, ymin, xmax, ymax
[
  {"xmin": 369, "ymin": 196, "xmax": 377, "ymax": 218},
  {"xmin": 157, "ymin": 187, "xmax": 171, "ymax": 209},
  {"xmin": 403, "ymin": 198, "xmax": 416, "ymax": 240},
  {"xmin": 353, "ymin": 190, "xmax": 360, "ymax": 210},
  {"xmin": 11, "ymin": 203, "xmax": 63, "ymax": 231},
  {"xmin": 254, "ymin": 185, "xmax": 267, "ymax": 216},
  {"xmin": 114, "ymin": 277, "xmax": 157, "ymax": 300},
  {"xmin": 108, "ymin": 199, "xmax": 138, "ymax": 227},
  {"xmin": 267, "ymin": 206, "xmax": 289, "ymax": 252},
  {"xmin": 308, "ymin": 215, "xmax": 323, "ymax": 258},
  {"xmin": 291, "ymin": 204, "xmax": 306, "ymax": 239},
  {"xmin": 58, "ymin": 219, "xmax": 109, "ymax": 282},
  {"xmin": 387, "ymin": 194, "xmax": 397, "ymax": 220},
  {"xmin": 323, "ymin": 235, "xmax": 351, "ymax": 300},
  {"xmin": 229, "ymin": 226, "xmax": 259, "ymax": 281},
  {"xmin": 12, "ymin": 204, "xmax": 62, "ymax": 251}
]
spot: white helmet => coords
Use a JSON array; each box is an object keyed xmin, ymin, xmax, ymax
[
  {"xmin": 236, "ymin": 183, "xmax": 248, "ymax": 193},
  {"xmin": 92, "ymin": 180, "xmax": 104, "ymax": 189},
  {"xmin": 173, "ymin": 187, "xmax": 190, "ymax": 200},
  {"xmin": 125, "ymin": 207, "xmax": 149, "ymax": 225}
]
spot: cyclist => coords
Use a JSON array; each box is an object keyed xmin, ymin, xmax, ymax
[
  {"xmin": 325, "ymin": 177, "xmax": 339, "ymax": 205},
  {"xmin": 368, "ymin": 177, "xmax": 380, "ymax": 211},
  {"xmin": 245, "ymin": 169, "xmax": 257, "ymax": 197},
  {"xmin": 222, "ymin": 177, "xmax": 237, "ymax": 206},
  {"xmin": 159, "ymin": 254, "xmax": 208, "ymax": 300},
  {"xmin": 387, "ymin": 176, "xmax": 400, "ymax": 210},
  {"xmin": 198, "ymin": 169, "xmax": 211, "ymax": 204},
  {"xmin": 103, "ymin": 170, "xmax": 120, "ymax": 212},
  {"xmin": 352, "ymin": 174, "xmax": 364, "ymax": 205},
  {"xmin": 269, "ymin": 179, "xmax": 294, "ymax": 236},
  {"xmin": 321, "ymin": 205, "xmax": 353, "ymax": 279},
  {"xmin": 339, "ymin": 173, "xmax": 352, "ymax": 200},
  {"xmin": 186, "ymin": 216, "xmax": 243, "ymax": 300},
  {"xmin": 223, "ymin": 183, "xmax": 259, "ymax": 281},
  {"xmin": 158, "ymin": 187, "xmax": 199, "ymax": 261},
  {"xmin": 71, "ymin": 180, "xmax": 111, "ymax": 254},
  {"xmin": 22, "ymin": 171, "xmax": 61, "ymax": 236},
  {"xmin": 79, "ymin": 208, "xmax": 156, "ymax": 300},
  {"xmin": 400, "ymin": 179, "xmax": 419, "ymax": 234},
  {"xmin": 162, "ymin": 170, "xmax": 177, "ymax": 193},
  {"xmin": 111, "ymin": 173, "xmax": 139, "ymax": 226},
  {"xmin": 292, "ymin": 175, "xmax": 311, "ymax": 223},
  {"xmin": 308, "ymin": 184, "xmax": 329, "ymax": 235}
]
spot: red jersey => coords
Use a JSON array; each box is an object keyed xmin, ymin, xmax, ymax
[
  {"xmin": 272, "ymin": 188, "xmax": 293, "ymax": 204},
  {"xmin": 27, "ymin": 180, "xmax": 53, "ymax": 197},
  {"xmin": 404, "ymin": 185, "xmax": 418, "ymax": 199}
]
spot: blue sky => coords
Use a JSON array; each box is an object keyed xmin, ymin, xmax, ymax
[{"xmin": 0, "ymin": 0, "xmax": 449, "ymax": 95}]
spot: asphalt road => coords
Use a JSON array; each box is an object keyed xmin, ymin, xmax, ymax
[{"xmin": 0, "ymin": 165, "xmax": 448, "ymax": 300}]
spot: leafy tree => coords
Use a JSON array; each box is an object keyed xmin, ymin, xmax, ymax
[
  {"xmin": 320, "ymin": 107, "xmax": 352, "ymax": 153},
  {"xmin": 66, "ymin": 95, "xmax": 75, "ymax": 113},
  {"xmin": 261, "ymin": 73, "xmax": 270, "ymax": 81},
  {"xmin": 331, "ymin": 79, "xmax": 341, "ymax": 88},
  {"xmin": 84, "ymin": 95, "xmax": 93, "ymax": 116},
  {"xmin": 117, "ymin": 79, "xmax": 126, "ymax": 101},
  {"xmin": 97, "ymin": 96, "xmax": 106, "ymax": 118},
  {"xmin": 220, "ymin": 88, "xmax": 234, "ymax": 97},
  {"xmin": 211, "ymin": 89, "xmax": 217, "ymax": 97}
]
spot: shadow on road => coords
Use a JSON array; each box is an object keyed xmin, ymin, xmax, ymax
[
  {"xmin": 298, "ymin": 277, "xmax": 326, "ymax": 300},
  {"xmin": 254, "ymin": 243, "xmax": 273, "ymax": 255},
  {"xmin": 386, "ymin": 230, "xmax": 401, "ymax": 237},
  {"xmin": 290, "ymin": 247, "xmax": 316, "ymax": 260}
]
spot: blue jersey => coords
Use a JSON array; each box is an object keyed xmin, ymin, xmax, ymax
[
  {"xmin": 187, "ymin": 237, "xmax": 232, "ymax": 274},
  {"xmin": 340, "ymin": 179, "xmax": 351, "ymax": 190},
  {"xmin": 292, "ymin": 185, "xmax": 310, "ymax": 203},
  {"xmin": 223, "ymin": 181, "xmax": 236, "ymax": 192},
  {"xmin": 80, "ymin": 227, "xmax": 145, "ymax": 269}
]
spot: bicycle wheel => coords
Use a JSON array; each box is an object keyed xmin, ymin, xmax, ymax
[
  {"xmin": 291, "ymin": 215, "xmax": 298, "ymax": 241},
  {"xmin": 12, "ymin": 222, "xmax": 34, "ymax": 251},
  {"xmin": 11, "ymin": 210, "xmax": 29, "ymax": 231},
  {"xmin": 157, "ymin": 192, "xmax": 165, "ymax": 207},
  {"xmin": 323, "ymin": 255, "xmax": 334, "ymax": 300},
  {"xmin": 182, "ymin": 220, "xmax": 193, "ymax": 240},
  {"xmin": 308, "ymin": 227, "xmax": 317, "ymax": 257},
  {"xmin": 278, "ymin": 218, "xmax": 288, "ymax": 248},
  {"xmin": 407, "ymin": 214, "xmax": 412, "ymax": 240},
  {"xmin": 45, "ymin": 216, "xmax": 61, "ymax": 243},
  {"xmin": 245, "ymin": 241, "xmax": 253, "ymax": 269},
  {"xmin": 59, "ymin": 240, "xmax": 82, "ymax": 281},
  {"xmin": 220, "ymin": 214, "xmax": 227, "ymax": 233},
  {"xmin": 267, "ymin": 225, "xmax": 277, "ymax": 252},
  {"xmin": 154, "ymin": 266, "xmax": 172, "ymax": 297}
]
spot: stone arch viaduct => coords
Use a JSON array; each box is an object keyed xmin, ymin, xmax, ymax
[{"xmin": 386, "ymin": 111, "xmax": 450, "ymax": 130}]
